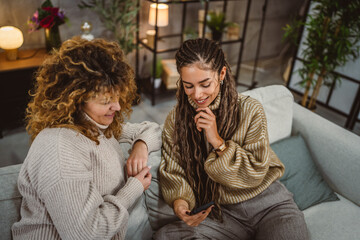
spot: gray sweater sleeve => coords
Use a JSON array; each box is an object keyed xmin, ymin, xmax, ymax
[
  {"xmin": 42, "ymin": 177, "xmax": 143, "ymax": 240},
  {"xmin": 119, "ymin": 121, "xmax": 162, "ymax": 153},
  {"xmin": 16, "ymin": 128, "xmax": 144, "ymax": 240}
]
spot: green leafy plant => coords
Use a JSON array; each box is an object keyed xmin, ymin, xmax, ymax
[
  {"xmin": 151, "ymin": 57, "xmax": 163, "ymax": 79},
  {"xmin": 78, "ymin": 0, "xmax": 138, "ymax": 55},
  {"xmin": 283, "ymin": 0, "xmax": 360, "ymax": 109},
  {"xmin": 183, "ymin": 27, "xmax": 198, "ymax": 41},
  {"xmin": 204, "ymin": 11, "xmax": 233, "ymax": 41},
  {"xmin": 226, "ymin": 22, "xmax": 240, "ymax": 39},
  {"xmin": 282, "ymin": 18, "xmax": 303, "ymax": 47}
]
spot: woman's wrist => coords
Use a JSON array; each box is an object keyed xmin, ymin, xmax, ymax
[
  {"xmin": 213, "ymin": 138, "xmax": 227, "ymax": 156},
  {"xmin": 173, "ymin": 199, "xmax": 189, "ymax": 209},
  {"xmin": 133, "ymin": 140, "xmax": 148, "ymax": 152},
  {"xmin": 212, "ymin": 137, "xmax": 224, "ymax": 150}
]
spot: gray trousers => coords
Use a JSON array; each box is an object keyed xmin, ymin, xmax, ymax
[{"xmin": 154, "ymin": 181, "xmax": 309, "ymax": 240}]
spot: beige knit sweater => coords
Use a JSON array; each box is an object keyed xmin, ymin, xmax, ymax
[
  {"xmin": 12, "ymin": 121, "xmax": 161, "ymax": 240},
  {"xmin": 159, "ymin": 93, "xmax": 285, "ymax": 210}
]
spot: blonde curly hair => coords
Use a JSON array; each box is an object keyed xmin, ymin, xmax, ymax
[{"xmin": 26, "ymin": 37, "xmax": 137, "ymax": 144}]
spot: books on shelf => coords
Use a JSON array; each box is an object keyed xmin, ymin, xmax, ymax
[{"xmin": 161, "ymin": 59, "xmax": 179, "ymax": 90}]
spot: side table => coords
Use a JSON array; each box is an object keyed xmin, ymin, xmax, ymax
[{"xmin": 0, "ymin": 48, "xmax": 48, "ymax": 138}]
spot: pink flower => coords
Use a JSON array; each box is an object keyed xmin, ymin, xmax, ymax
[{"xmin": 33, "ymin": 10, "xmax": 39, "ymax": 20}]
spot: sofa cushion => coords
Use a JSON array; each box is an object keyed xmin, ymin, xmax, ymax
[
  {"xmin": 119, "ymin": 143, "xmax": 156, "ymax": 239},
  {"xmin": 271, "ymin": 134, "xmax": 339, "ymax": 210},
  {"xmin": 242, "ymin": 85, "xmax": 293, "ymax": 144},
  {"xmin": 303, "ymin": 194, "xmax": 360, "ymax": 240},
  {"xmin": 145, "ymin": 148, "xmax": 178, "ymax": 231},
  {"xmin": 126, "ymin": 194, "xmax": 153, "ymax": 240},
  {"xmin": 0, "ymin": 164, "xmax": 22, "ymax": 240}
]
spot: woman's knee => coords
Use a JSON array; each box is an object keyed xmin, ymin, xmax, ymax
[
  {"xmin": 154, "ymin": 221, "xmax": 199, "ymax": 240},
  {"xmin": 256, "ymin": 207, "xmax": 309, "ymax": 240}
]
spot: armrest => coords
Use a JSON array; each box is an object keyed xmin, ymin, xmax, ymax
[{"xmin": 291, "ymin": 103, "xmax": 360, "ymax": 206}]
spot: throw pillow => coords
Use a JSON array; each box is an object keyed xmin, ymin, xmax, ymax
[{"xmin": 270, "ymin": 134, "xmax": 339, "ymax": 210}]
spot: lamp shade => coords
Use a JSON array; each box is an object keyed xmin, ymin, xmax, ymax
[
  {"xmin": 149, "ymin": 3, "xmax": 169, "ymax": 27},
  {"xmin": 0, "ymin": 26, "xmax": 24, "ymax": 50}
]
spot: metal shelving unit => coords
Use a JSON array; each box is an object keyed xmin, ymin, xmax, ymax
[{"xmin": 136, "ymin": 0, "xmax": 255, "ymax": 105}]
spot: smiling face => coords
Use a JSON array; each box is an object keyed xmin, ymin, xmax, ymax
[
  {"xmin": 83, "ymin": 91, "xmax": 121, "ymax": 126},
  {"xmin": 181, "ymin": 64, "xmax": 226, "ymax": 108}
]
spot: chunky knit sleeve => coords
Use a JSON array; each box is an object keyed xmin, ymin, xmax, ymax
[
  {"xmin": 15, "ymin": 128, "xmax": 144, "ymax": 240},
  {"xmin": 204, "ymin": 98, "xmax": 284, "ymax": 189},
  {"xmin": 159, "ymin": 109, "xmax": 197, "ymax": 210},
  {"xmin": 119, "ymin": 121, "xmax": 162, "ymax": 153},
  {"xmin": 42, "ymin": 177, "xmax": 143, "ymax": 240}
]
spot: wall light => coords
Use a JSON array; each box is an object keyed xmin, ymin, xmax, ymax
[
  {"xmin": 0, "ymin": 26, "xmax": 24, "ymax": 61},
  {"xmin": 148, "ymin": 3, "xmax": 169, "ymax": 27}
]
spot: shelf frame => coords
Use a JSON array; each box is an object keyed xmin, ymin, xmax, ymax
[{"xmin": 136, "ymin": 0, "xmax": 267, "ymax": 105}]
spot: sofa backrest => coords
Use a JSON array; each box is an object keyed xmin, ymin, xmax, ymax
[
  {"xmin": 242, "ymin": 85, "xmax": 294, "ymax": 144},
  {"xmin": 0, "ymin": 163, "xmax": 22, "ymax": 240}
]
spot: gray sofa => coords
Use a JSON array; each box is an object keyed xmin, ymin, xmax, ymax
[{"xmin": 1, "ymin": 85, "xmax": 359, "ymax": 240}]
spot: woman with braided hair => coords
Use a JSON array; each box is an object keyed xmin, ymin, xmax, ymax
[
  {"xmin": 156, "ymin": 38, "xmax": 308, "ymax": 239},
  {"xmin": 12, "ymin": 37, "xmax": 161, "ymax": 239}
]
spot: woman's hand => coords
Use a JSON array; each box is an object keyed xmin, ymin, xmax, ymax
[
  {"xmin": 173, "ymin": 199, "xmax": 213, "ymax": 227},
  {"xmin": 127, "ymin": 140, "xmax": 149, "ymax": 177},
  {"xmin": 194, "ymin": 107, "xmax": 223, "ymax": 149},
  {"xmin": 134, "ymin": 166, "xmax": 152, "ymax": 190}
]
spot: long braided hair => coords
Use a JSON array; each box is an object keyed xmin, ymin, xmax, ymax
[{"xmin": 174, "ymin": 39, "xmax": 240, "ymax": 220}]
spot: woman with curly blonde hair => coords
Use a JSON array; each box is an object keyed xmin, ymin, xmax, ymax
[{"xmin": 12, "ymin": 37, "xmax": 161, "ymax": 239}]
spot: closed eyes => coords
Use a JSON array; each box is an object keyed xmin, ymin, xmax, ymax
[{"xmin": 184, "ymin": 83, "xmax": 211, "ymax": 89}]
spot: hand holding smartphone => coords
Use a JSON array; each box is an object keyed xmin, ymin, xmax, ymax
[{"xmin": 190, "ymin": 201, "xmax": 215, "ymax": 215}]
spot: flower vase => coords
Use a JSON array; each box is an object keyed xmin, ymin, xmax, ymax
[{"xmin": 45, "ymin": 25, "xmax": 61, "ymax": 52}]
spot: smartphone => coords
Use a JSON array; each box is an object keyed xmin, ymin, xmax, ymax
[{"xmin": 190, "ymin": 201, "xmax": 215, "ymax": 215}]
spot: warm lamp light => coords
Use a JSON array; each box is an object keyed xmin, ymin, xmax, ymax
[
  {"xmin": 148, "ymin": 3, "xmax": 169, "ymax": 27},
  {"xmin": 0, "ymin": 26, "xmax": 24, "ymax": 61}
]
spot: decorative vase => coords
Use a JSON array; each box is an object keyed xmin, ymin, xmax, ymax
[{"xmin": 44, "ymin": 25, "xmax": 61, "ymax": 52}]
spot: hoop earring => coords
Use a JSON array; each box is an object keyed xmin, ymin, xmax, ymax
[{"xmin": 220, "ymin": 80, "xmax": 224, "ymax": 86}]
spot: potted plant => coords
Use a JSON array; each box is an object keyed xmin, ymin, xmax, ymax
[
  {"xmin": 204, "ymin": 11, "xmax": 232, "ymax": 41},
  {"xmin": 283, "ymin": 0, "xmax": 360, "ymax": 110},
  {"xmin": 78, "ymin": 0, "xmax": 138, "ymax": 55},
  {"xmin": 226, "ymin": 22, "xmax": 240, "ymax": 40},
  {"xmin": 183, "ymin": 27, "xmax": 198, "ymax": 41},
  {"xmin": 151, "ymin": 57, "xmax": 163, "ymax": 89}
]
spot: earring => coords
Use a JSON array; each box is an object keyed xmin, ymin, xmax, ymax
[{"xmin": 220, "ymin": 80, "xmax": 224, "ymax": 85}]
